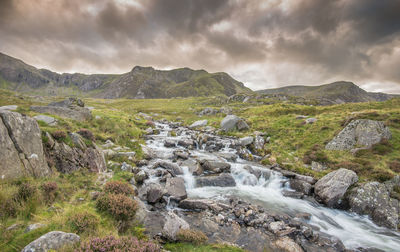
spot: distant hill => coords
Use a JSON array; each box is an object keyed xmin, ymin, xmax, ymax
[
  {"xmin": 256, "ymin": 81, "xmax": 398, "ymax": 105},
  {"xmin": 0, "ymin": 52, "xmax": 252, "ymax": 98}
]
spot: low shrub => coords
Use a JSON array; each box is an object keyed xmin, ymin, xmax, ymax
[
  {"xmin": 145, "ymin": 121, "xmax": 155, "ymax": 127},
  {"xmin": 0, "ymin": 196, "xmax": 17, "ymax": 219},
  {"xmin": 77, "ymin": 128, "xmax": 95, "ymax": 142},
  {"xmin": 76, "ymin": 235, "xmax": 160, "ymax": 252},
  {"xmin": 69, "ymin": 211, "xmax": 99, "ymax": 234},
  {"xmin": 388, "ymin": 160, "xmax": 400, "ymax": 173},
  {"xmin": 176, "ymin": 229, "xmax": 208, "ymax": 245},
  {"xmin": 96, "ymin": 193, "xmax": 137, "ymax": 221},
  {"xmin": 371, "ymin": 139, "xmax": 392, "ymax": 155},
  {"xmin": 51, "ymin": 130, "xmax": 67, "ymax": 140},
  {"xmin": 104, "ymin": 181, "xmax": 134, "ymax": 196},
  {"xmin": 371, "ymin": 169, "xmax": 394, "ymax": 182},
  {"xmin": 16, "ymin": 182, "xmax": 37, "ymax": 202},
  {"xmin": 41, "ymin": 181, "xmax": 58, "ymax": 204},
  {"xmin": 391, "ymin": 185, "xmax": 400, "ymax": 201}
]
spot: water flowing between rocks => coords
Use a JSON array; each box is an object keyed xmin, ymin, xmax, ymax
[{"xmin": 142, "ymin": 122, "xmax": 400, "ymax": 251}]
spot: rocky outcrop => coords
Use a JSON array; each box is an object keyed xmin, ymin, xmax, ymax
[
  {"xmin": 326, "ymin": 119, "xmax": 391, "ymax": 151},
  {"xmin": 0, "ymin": 111, "xmax": 50, "ymax": 179},
  {"xmin": 31, "ymin": 98, "xmax": 91, "ymax": 121},
  {"xmin": 44, "ymin": 132, "xmax": 106, "ymax": 173},
  {"xmin": 314, "ymin": 168, "xmax": 358, "ymax": 207},
  {"xmin": 220, "ymin": 115, "xmax": 249, "ymax": 132},
  {"xmin": 162, "ymin": 212, "xmax": 190, "ymax": 241},
  {"xmin": 22, "ymin": 231, "xmax": 80, "ymax": 252},
  {"xmin": 347, "ymin": 179, "xmax": 399, "ymax": 229},
  {"xmin": 189, "ymin": 120, "xmax": 208, "ymax": 129},
  {"xmin": 33, "ymin": 115, "xmax": 57, "ymax": 126}
]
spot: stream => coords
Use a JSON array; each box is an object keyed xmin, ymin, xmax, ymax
[{"xmin": 144, "ymin": 122, "xmax": 400, "ymax": 251}]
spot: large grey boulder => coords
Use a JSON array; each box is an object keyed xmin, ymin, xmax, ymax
[
  {"xmin": 162, "ymin": 212, "xmax": 189, "ymax": 241},
  {"xmin": 314, "ymin": 168, "xmax": 358, "ymax": 207},
  {"xmin": 220, "ymin": 115, "xmax": 249, "ymax": 132},
  {"xmin": 189, "ymin": 120, "xmax": 208, "ymax": 129},
  {"xmin": 21, "ymin": 231, "xmax": 80, "ymax": 252},
  {"xmin": 146, "ymin": 183, "xmax": 166, "ymax": 203},
  {"xmin": 196, "ymin": 173, "xmax": 236, "ymax": 187},
  {"xmin": 0, "ymin": 111, "xmax": 50, "ymax": 179},
  {"xmin": 347, "ymin": 181, "xmax": 399, "ymax": 229},
  {"xmin": 166, "ymin": 177, "xmax": 187, "ymax": 201},
  {"xmin": 239, "ymin": 136, "xmax": 254, "ymax": 146},
  {"xmin": 326, "ymin": 119, "xmax": 391, "ymax": 151}
]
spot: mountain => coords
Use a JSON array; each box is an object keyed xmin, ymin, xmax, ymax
[
  {"xmin": 0, "ymin": 52, "xmax": 252, "ymax": 98},
  {"xmin": 256, "ymin": 81, "xmax": 398, "ymax": 105}
]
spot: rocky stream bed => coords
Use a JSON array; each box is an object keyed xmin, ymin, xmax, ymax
[{"xmin": 129, "ymin": 120, "xmax": 400, "ymax": 252}]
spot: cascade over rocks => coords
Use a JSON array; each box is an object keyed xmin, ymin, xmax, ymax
[
  {"xmin": 0, "ymin": 111, "xmax": 50, "ymax": 179},
  {"xmin": 325, "ymin": 119, "xmax": 391, "ymax": 151},
  {"xmin": 314, "ymin": 168, "xmax": 358, "ymax": 208}
]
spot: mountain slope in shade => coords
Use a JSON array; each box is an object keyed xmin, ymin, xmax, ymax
[
  {"xmin": 256, "ymin": 81, "xmax": 398, "ymax": 104},
  {"xmin": 0, "ymin": 52, "xmax": 251, "ymax": 98}
]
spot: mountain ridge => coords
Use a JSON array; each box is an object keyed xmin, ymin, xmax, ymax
[{"xmin": 0, "ymin": 52, "xmax": 251, "ymax": 98}]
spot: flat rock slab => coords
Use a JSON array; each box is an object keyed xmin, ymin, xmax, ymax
[
  {"xmin": 33, "ymin": 115, "xmax": 57, "ymax": 126},
  {"xmin": 30, "ymin": 106, "xmax": 91, "ymax": 121},
  {"xmin": 0, "ymin": 105, "xmax": 18, "ymax": 111}
]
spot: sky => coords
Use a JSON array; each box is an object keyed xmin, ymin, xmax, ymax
[{"xmin": 1, "ymin": 0, "xmax": 400, "ymax": 93}]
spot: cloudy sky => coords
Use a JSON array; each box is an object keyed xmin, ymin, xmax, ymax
[{"xmin": 1, "ymin": 0, "xmax": 400, "ymax": 93}]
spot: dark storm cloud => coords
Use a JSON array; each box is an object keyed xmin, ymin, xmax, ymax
[{"xmin": 0, "ymin": 0, "xmax": 399, "ymax": 93}]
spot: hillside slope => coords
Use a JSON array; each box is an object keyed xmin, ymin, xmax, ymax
[
  {"xmin": 0, "ymin": 52, "xmax": 251, "ymax": 98},
  {"xmin": 257, "ymin": 81, "xmax": 397, "ymax": 104}
]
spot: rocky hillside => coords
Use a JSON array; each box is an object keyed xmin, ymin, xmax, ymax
[
  {"xmin": 257, "ymin": 81, "xmax": 398, "ymax": 105},
  {"xmin": 0, "ymin": 52, "xmax": 251, "ymax": 98}
]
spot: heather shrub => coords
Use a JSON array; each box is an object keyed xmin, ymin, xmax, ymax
[
  {"xmin": 176, "ymin": 229, "xmax": 208, "ymax": 245},
  {"xmin": 371, "ymin": 139, "xmax": 392, "ymax": 155},
  {"xmin": 76, "ymin": 235, "xmax": 160, "ymax": 252},
  {"xmin": 69, "ymin": 211, "xmax": 99, "ymax": 234},
  {"xmin": 0, "ymin": 195, "xmax": 17, "ymax": 218},
  {"xmin": 41, "ymin": 181, "xmax": 58, "ymax": 204},
  {"xmin": 145, "ymin": 121, "xmax": 155, "ymax": 127},
  {"xmin": 77, "ymin": 128, "xmax": 95, "ymax": 142},
  {"xmin": 371, "ymin": 169, "xmax": 394, "ymax": 182},
  {"xmin": 96, "ymin": 193, "xmax": 137, "ymax": 221},
  {"xmin": 389, "ymin": 160, "xmax": 400, "ymax": 173},
  {"xmin": 104, "ymin": 181, "xmax": 134, "ymax": 196},
  {"xmin": 51, "ymin": 130, "xmax": 67, "ymax": 140}
]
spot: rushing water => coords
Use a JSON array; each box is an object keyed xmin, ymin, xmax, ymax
[{"xmin": 145, "ymin": 122, "xmax": 400, "ymax": 251}]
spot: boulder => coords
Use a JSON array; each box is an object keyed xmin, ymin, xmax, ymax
[
  {"xmin": 254, "ymin": 135, "xmax": 265, "ymax": 151},
  {"xmin": 305, "ymin": 118, "xmax": 317, "ymax": 124},
  {"xmin": 21, "ymin": 231, "xmax": 80, "ymax": 252},
  {"xmin": 326, "ymin": 119, "xmax": 391, "ymax": 151},
  {"xmin": 177, "ymin": 139, "xmax": 195, "ymax": 149},
  {"xmin": 48, "ymin": 97, "xmax": 84, "ymax": 108},
  {"xmin": 189, "ymin": 120, "xmax": 208, "ymax": 129},
  {"xmin": 198, "ymin": 108, "xmax": 218, "ymax": 116},
  {"xmin": 311, "ymin": 161, "xmax": 327, "ymax": 172},
  {"xmin": 33, "ymin": 115, "xmax": 57, "ymax": 126},
  {"xmin": 217, "ymin": 152, "xmax": 238, "ymax": 162},
  {"xmin": 290, "ymin": 179, "xmax": 312, "ymax": 195},
  {"xmin": 164, "ymin": 140, "xmax": 176, "ymax": 147},
  {"xmin": 0, "ymin": 105, "xmax": 18, "ymax": 111},
  {"xmin": 166, "ymin": 177, "xmax": 187, "ymax": 201},
  {"xmin": 162, "ymin": 212, "xmax": 190, "ymax": 241},
  {"xmin": 178, "ymin": 199, "xmax": 226, "ymax": 212},
  {"xmin": 199, "ymin": 160, "xmax": 231, "ymax": 174},
  {"xmin": 272, "ymin": 236, "xmax": 304, "ymax": 252},
  {"xmin": 173, "ymin": 149, "xmax": 189, "ymax": 160},
  {"xmin": 196, "ymin": 173, "xmax": 236, "ymax": 187},
  {"xmin": 153, "ymin": 160, "xmax": 183, "ymax": 176},
  {"xmin": 220, "ymin": 115, "xmax": 249, "ymax": 132},
  {"xmin": 25, "ymin": 223, "xmax": 45, "ymax": 233},
  {"xmin": 146, "ymin": 183, "xmax": 166, "ymax": 203},
  {"xmin": 239, "ymin": 136, "xmax": 254, "ymax": 146},
  {"xmin": 0, "ymin": 111, "xmax": 50, "ymax": 179},
  {"xmin": 314, "ymin": 168, "xmax": 358, "ymax": 207},
  {"xmin": 347, "ymin": 181, "xmax": 399, "ymax": 229}
]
